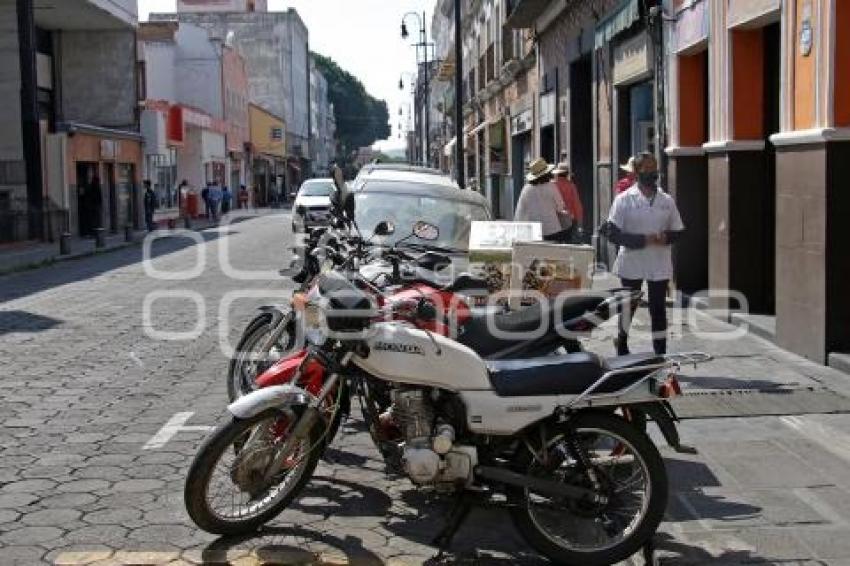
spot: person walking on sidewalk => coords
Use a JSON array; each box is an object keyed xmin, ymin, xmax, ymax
[
  {"xmin": 143, "ymin": 180, "xmax": 157, "ymax": 232},
  {"xmin": 515, "ymin": 158, "xmax": 573, "ymax": 243},
  {"xmin": 221, "ymin": 186, "xmax": 232, "ymax": 215},
  {"xmin": 600, "ymin": 152, "xmax": 685, "ymax": 356},
  {"xmin": 201, "ymin": 183, "xmax": 211, "ymax": 220},
  {"xmin": 208, "ymin": 183, "xmax": 222, "ymax": 222},
  {"xmin": 552, "ymin": 162, "xmax": 584, "ymax": 242}
]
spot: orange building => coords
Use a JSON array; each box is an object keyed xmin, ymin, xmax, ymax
[{"xmin": 666, "ymin": 0, "xmax": 850, "ymax": 364}]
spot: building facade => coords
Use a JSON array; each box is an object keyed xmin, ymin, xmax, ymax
[
  {"xmin": 151, "ymin": 3, "xmax": 311, "ymax": 185},
  {"xmin": 664, "ymin": 0, "xmax": 850, "ymax": 363},
  {"xmin": 249, "ymin": 103, "xmax": 285, "ymax": 206},
  {"xmin": 138, "ymin": 20, "xmax": 242, "ymax": 218},
  {"xmin": 310, "ymin": 56, "xmax": 337, "ymax": 177},
  {"xmin": 430, "ymin": 0, "xmax": 849, "ymax": 365},
  {"xmin": 0, "ymin": 0, "xmax": 143, "ymax": 243}
]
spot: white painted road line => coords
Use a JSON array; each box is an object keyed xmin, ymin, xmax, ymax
[
  {"xmin": 780, "ymin": 415, "xmax": 850, "ymax": 464},
  {"xmin": 143, "ymin": 412, "xmax": 214, "ymax": 450}
]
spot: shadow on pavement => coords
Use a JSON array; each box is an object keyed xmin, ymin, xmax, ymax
[
  {"xmin": 0, "ymin": 309, "xmax": 64, "ymax": 335},
  {"xmin": 202, "ymin": 527, "xmax": 386, "ymax": 565},
  {"xmin": 0, "ymin": 229, "xmax": 235, "ymax": 304}
]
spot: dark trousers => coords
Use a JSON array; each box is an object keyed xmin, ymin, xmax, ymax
[
  {"xmin": 543, "ymin": 227, "xmax": 573, "ymax": 243},
  {"xmin": 144, "ymin": 211, "xmax": 155, "ymax": 232},
  {"xmin": 618, "ymin": 278, "xmax": 669, "ymax": 355}
]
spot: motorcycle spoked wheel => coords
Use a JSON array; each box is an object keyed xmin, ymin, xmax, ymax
[
  {"xmin": 507, "ymin": 412, "xmax": 667, "ymax": 566},
  {"xmin": 227, "ymin": 312, "xmax": 295, "ymax": 402},
  {"xmin": 184, "ymin": 408, "xmax": 323, "ymax": 536}
]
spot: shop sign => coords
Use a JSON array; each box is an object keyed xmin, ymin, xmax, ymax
[
  {"xmin": 270, "ymin": 127, "xmax": 283, "ymax": 141},
  {"xmin": 100, "ymin": 140, "xmax": 120, "ymax": 160},
  {"xmin": 539, "ymin": 92, "xmax": 556, "ymax": 128},
  {"xmin": 511, "ymin": 108, "xmax": 533, "ymax": 136},
  {"xmin": 614, "ymin": 33, "xmax": 652, "ymax": 85}
]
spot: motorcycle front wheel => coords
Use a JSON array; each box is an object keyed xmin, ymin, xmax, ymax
[
  {"xmin": 508, "ymin": 412, "xmax": 667, "ymax": 566},
  {"xmin": 184, "ymin": 409, "xmax": 322, "ymax": 535}
]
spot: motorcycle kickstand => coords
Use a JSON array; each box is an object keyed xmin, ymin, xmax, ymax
[{"xmin": 432, "ymin": 492, "xmax": 474, "ymax": 559}]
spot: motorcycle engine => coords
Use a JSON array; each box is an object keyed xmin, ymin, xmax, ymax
[{"xmin": 390, "ymin": 388, "xmax": 477, "ymax": 487}]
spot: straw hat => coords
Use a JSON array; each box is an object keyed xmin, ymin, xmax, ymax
[
  {"xmin": 526, "ymin": 158, "xmax": 555, "ymax": 182},
  {"xmin": 620, "ymin": 156, "xmax": 635, "ymax": 173},
  {"xmin": 552, "ymin": 162, "xmax": 571, "ymax": 176}
]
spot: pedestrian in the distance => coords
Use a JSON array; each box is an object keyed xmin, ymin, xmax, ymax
[
  {"xmin": 616, "ymin": 156, "xmax": 636, "ymax": 194},
  {"xmin": 208, "ymin": 182, "xmax": 222, "ymax": 222},
  {"xmin": 515, "ymin": 158, "xmax": 573, "ymax": 243},
  {"xmin": 238, "ymin": 185, "xmax": 249, "ymax": 210},
  {"xmin": 201, "ymin": 183, "xmax": 211, "ymax": 220},
  {"xmin": 221, "ymin": 186, "xmax": 232, "ymax": 215},
  {"xmin": 177, "ymin": 179, "xmax": 189, "ymax": 211},
  {"xmin": 601, "ymin": 152, "xmax": 685, "ymax": 356},
  {"xmin": 552, "ymin": 162, "xmax": 584, "ymax": 242},
  {"xmin": 143, "ymin": 180, "xmax": 157, "ymax": 232}
]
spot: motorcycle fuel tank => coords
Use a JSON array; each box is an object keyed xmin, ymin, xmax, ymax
[{"xmin": 352, "ymin": 322, "xmax": 490, "ymax": 391}]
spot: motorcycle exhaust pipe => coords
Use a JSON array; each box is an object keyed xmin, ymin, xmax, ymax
[{"xmin": 474, "ymin": 466, "xmax": 604, "ymax": 503}]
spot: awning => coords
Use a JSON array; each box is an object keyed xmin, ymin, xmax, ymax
[
  {"xmin": 443, "ymin": 137, "xmax": 456, "ymax": 157},
  {"xmin": 467, "ymin": 121, "xmax": 488, "ymax": 137},
  {"xmin": 594, "ymin": 0, "xmax": 640, "ymax": 49},
  {"xmin": 504, "ymin": 0, "xmax": 550, "ymax": 29}
]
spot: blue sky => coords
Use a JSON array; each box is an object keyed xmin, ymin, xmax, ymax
[{"xmin": 139, "ymin": 0, "xmax": 435, "ymax": 149}]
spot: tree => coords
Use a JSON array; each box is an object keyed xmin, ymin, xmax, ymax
[{"xmin": 312, "ymin": 52, "xmax": 391, "ymax": 161}]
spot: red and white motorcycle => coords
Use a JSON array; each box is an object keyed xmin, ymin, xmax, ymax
[{"xmin": 185, "ymin": 264, "xmax": 696, "ymax": 565}]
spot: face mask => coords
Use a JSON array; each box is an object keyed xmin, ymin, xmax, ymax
[{"xmin": 638, "ymin": 172, "xmax": 659, "ymax": 187}]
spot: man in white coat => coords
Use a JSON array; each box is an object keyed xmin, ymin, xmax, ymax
[{"xmin": 601, "ymin": 152, "xmax": 685, "ymax": 356}]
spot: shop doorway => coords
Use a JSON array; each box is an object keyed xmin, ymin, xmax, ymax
[
  {"xmin": 674, "ymin": 49, "xmax": 710, "ymax": 295},
  {"xmin": 104, "ymin": 163, "xmax": 117, "ymax": 233},
  {"xmin": 75, "ymin": 162, "xmax": 100, "ymax": 237},
  {"xmin": 570, "ymin": 55, "xmax": 594, "ymax": 235},
  {"xmin": 540, "ymin": 125, "xmax": 555, "ymax": 163},
  {"xmin": 759, "ymin": 22, "xmax": 781, "ymax": 314},
  {"xmin": 511, "ymin": 132, "xmax": 532, "ymax": 209}
]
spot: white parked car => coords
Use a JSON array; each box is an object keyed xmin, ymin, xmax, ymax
[{"xmin": 292, "ymin": 178, "xmax": 335, "ymax": 232}]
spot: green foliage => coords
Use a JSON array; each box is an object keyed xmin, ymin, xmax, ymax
[{"xmin": 312, "ymin": 52, "xmax": 391, "ymax": 160}]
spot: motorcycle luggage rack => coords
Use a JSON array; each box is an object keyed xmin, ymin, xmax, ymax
[{"xmin": 563, "ymin": 352, "xmax": 712, "ymax": 410}]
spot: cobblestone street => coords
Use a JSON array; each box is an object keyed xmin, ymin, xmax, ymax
[{"xmin": 3, "ymin": 213, "xmax": 850, "ymax": 565}]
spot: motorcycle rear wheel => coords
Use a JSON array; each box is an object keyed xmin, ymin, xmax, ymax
[
  {"xmin": 507, "ymin": 412, "xmax": 667, "ymax": 566},
  {"xmin": 185, "ymin": 409, "xmax": 322, "ymax": 535},
  {"xmin": 227, "ymin": 312, "xmax": 294, "ymax": 402}
]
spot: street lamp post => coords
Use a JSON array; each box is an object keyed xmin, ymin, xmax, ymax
[
  {"xmin": 454, "ymin": 0, "xmax": 465, "ymax": 189},
  {"xmin": 402, "ymin": 12, "xmax": 433, "ymax": 168}
]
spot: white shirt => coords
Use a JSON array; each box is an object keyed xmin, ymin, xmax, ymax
[
  {"xmin": 608, "ymin": 185, "xmax": 684, "ymax": 281},
  {"xmin": 514, "ymin": 182, "xmax": 569, "ymax": 236}
]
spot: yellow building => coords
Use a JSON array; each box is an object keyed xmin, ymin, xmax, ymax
[{"xmin": 249, "ymin": 104, "xmax": 286, "ymax": 206}]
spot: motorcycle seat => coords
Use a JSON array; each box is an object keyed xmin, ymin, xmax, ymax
[
  {"xmin": 457, "ymin": 292, "xmax": 610, "ymax": 358},
  {"xmin": 486, "ymin": 352, "xmax": 663, "ymax": 397}
]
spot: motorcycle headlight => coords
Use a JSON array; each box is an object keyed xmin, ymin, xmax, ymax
[{"xmin": 303, "ymin": 302, "xmax": 328, "ymax": 346}]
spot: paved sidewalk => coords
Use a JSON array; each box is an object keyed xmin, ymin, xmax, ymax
[{"xmin": 0, "ymin": 215, "xmax": 242, "ymax": 275}]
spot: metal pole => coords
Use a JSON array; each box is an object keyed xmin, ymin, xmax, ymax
[
  {"xmin": 17, "ymin": 0, "xmax": 44, "ymax": 239},
  {"xmin": 454, "ymin": 0, "xmax": 465, "ymax": 189},
  {"xmin": 423, "ymin": 12, "xmax": 430, "ymax": 168}
]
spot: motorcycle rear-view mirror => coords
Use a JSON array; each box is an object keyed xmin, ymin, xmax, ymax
[
  {"xmin": 412, "ymin": 221, "xmax": 440, "ymax": 241},
  {"xmin": 373, "ymin": 221, "xmax": 395, "ymax": 236}
]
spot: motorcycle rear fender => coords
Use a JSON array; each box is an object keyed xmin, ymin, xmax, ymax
[{"xmin": 228, "ymin": 384, "xmax": 313, "ymax": 420}]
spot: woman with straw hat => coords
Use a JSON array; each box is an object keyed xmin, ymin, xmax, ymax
[
  {"xmin": 515, "ymin": 158, "xmax": 573, "ymax": 242},
  {"xmin": 616, "ymin": 156, "xmax": 637, "ymax": 194}
]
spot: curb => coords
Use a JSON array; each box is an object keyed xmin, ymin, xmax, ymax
[{"xmin": 0, "ymin": 223, "xmax": 218, "ymax": 276}]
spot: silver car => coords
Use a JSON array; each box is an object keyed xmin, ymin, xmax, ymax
[{"xmin": 292, "ymin": 178, "xmax": 335, "ymax": 232}]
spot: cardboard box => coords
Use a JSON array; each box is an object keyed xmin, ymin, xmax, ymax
[
  {"xmin": 510, "ymin": 242, "xmax": 595, "ymax": 307},
  {"xmin": 468, "ymin": 221, "xmax": 542, "ymax": 291}
]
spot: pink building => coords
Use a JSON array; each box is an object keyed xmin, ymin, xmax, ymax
[{"xmin": 177, "ymin": 0, "xmax": 267, "ymax": 13}]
